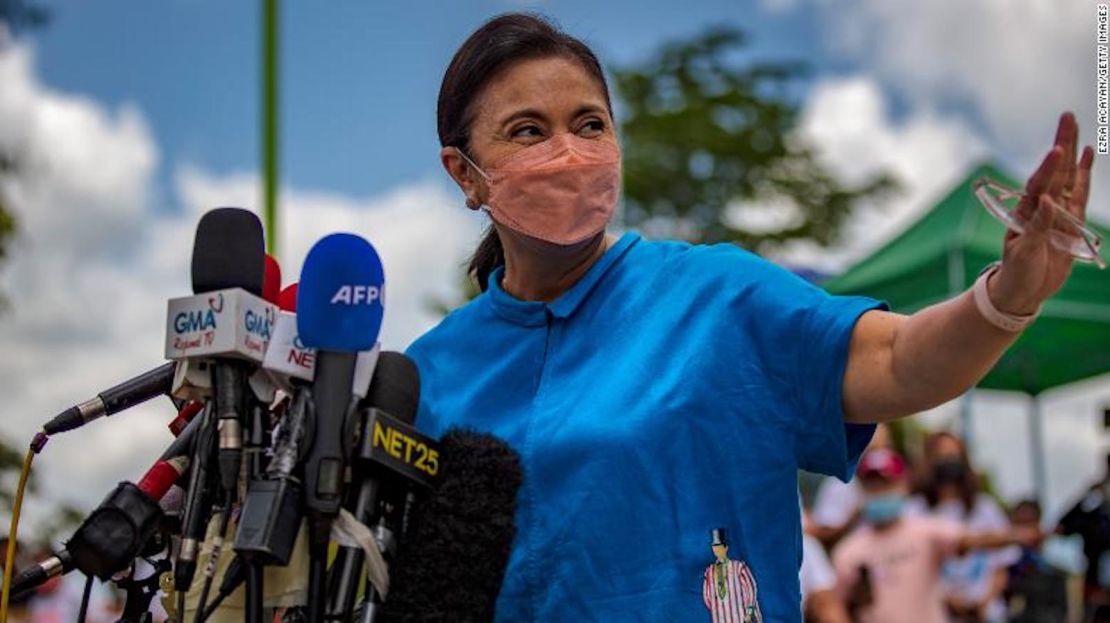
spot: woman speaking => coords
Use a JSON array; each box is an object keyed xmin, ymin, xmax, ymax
[{"xmin": 405, "ymin": 13, "xmax": 1096, "ymax": 622}]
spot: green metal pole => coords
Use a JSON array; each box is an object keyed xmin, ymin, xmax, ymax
[{"xmin": 262, "ymin": 0, "xmax": 279, "ymax": 256}]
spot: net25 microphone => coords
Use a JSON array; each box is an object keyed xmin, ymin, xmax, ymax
[
  {"xmin": 327, "ymin": 351, "xmax": 426, "ymax": 620},
  {"xmin": 297, "ymin": 232, "xmax": 385, "ymax": 621},
  {"xmin": 379, "ymin": 429, "xmax": 523, "ymax": 623}
]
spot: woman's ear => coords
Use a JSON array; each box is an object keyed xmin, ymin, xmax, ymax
[{"xmin": 441, "ymin": 146, "xmax": 483, "ymax": 210}]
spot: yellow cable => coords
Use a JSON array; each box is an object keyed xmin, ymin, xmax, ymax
[{"xmin": 1, "ymin": 433, "xmax": 44, "ymax": 623}]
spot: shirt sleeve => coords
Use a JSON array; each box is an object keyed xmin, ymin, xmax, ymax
[
  {"xmin": 790, "ymin": 289, "xmax": 886, "ymax": 480},
  {"xmin": 682, "ymin": 243, "xmax": 886, "ymax": 479},
  {"xmin": 730, "ymin": 250, "xmax": 886, "ymax": 480}
]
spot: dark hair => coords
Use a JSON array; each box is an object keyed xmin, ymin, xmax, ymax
[
  {"xmin": 436, "ymin": 13, "xmax": 613, "ymax": 291},
  {"xmin": 912, "ymin": 431, "xmax": 980, "ymax": 515},
  {"xmin": 1011, "ymin": 499, "xmax": 1041, "ymax": 520}
]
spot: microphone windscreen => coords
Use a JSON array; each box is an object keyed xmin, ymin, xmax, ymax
[
  {"xmin": 364, "ymin": 352, "xmax": 419, "ymax": 425},
  {"xmin": 296, "ymin": 233, "xmax": 384, "ymax": 352},
  {"xmin": 278, "ymin": 282, "xmax": 298, "ymax": 312},
  {"xmin": 380, "ymin": 429, "xmax": 523, "ymax": 623},
  {"xmin": 263, "ymin": 254, "xmax": 282, "ymax": 304},
  {"xmin": 191, "ymin": 207, "xmax": 265, "ymax": 295}
]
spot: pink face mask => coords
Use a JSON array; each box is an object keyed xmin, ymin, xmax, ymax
[{"xmin": 457, "ymin": 134, "xmax": 622, "ymax": 246}]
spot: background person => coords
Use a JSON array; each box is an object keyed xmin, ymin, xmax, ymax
[
  {"xmin": 1057, "ymin": 453, "xmax": 1110, "ymax": 622},
  {"xmin": 907, "ymin": 432, "xmax": 1017, "ymax": 622},
  {"xmin": 833, "ymin": 449, "xmax": 1042, "ymax": 623},
  {"xmin": 801, "ymin": 531, "xmax": 850, "ymax": 623},
  {"xmin": 1004, "ymin": 500, "xmax": 1069, "ymax": 623},
  {"xmin": 810, "ymin": 424, "xmax": 893, "ymax": 549}
]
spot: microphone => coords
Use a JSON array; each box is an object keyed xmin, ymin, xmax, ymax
[
  {"xmin": 297, "ymin": 233, "xmax": 385, "ymax": 621},
  {"xmin": 10, "ymin": 426, "xmax": 200, "ymax": 598},
  {"xmin": 42, "ymin": 362, "xmax": 176, "ymax": 435},
  {"xmin": 263, "ymin": 253, "xmax": 282, "ymax": 305},
  {"xmin": 172, "ymin": 207, "xmax": 270, "ymax": 595},
  {"xmin": 278, "ymin": 281, "xmax": 297, "ymax": 312},
  {"xmin": 327, "ymin": 351, "xmax": 424, "ymax": 619},
  {"xmin": 164, "ymin": 209, "xmax": 272, "ymax": 365},
  {"xmin": 298, "ymin": 233, "xmax": 384, "ymax": 519},
  {"xmin": 262, "ymin": 281, "xmax": 379, "ymax": 398},
  {"xmin": 378, "ymin": 429, "xmax": 522, "ymax": 623},
  {"xmin": 190, "ymin": 207, "xmax": 265, "ymax": 297}
]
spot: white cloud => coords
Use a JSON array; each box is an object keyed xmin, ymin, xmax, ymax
[
  {"xmin": 773, "ymin": 75, "xmax": 988, "ymax": 270},
  {"xmin": 814, "ymin": 0, "xmax": 1108, "ymax": 215},
  {"xmin": 0, "ymin": 41, "xmax": 481, "ymax": 525}
]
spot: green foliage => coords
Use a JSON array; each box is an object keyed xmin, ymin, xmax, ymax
[
  {"xmin": 0, "ymin": 152, "xmax": 16, "ymax": 268},
  {"xmin": 611, "ymin": 26, "xmax": 896, "ymax": 251}
]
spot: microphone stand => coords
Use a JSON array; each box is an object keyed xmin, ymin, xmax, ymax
[
  {"xmin": 243, "ymin": 401, "xmax": 268, "ymax": 623},
  {"xmin": 174, "ymin": 401, "xmax": 218, "ymax": 616},
  {"xmin": 304, "ymin": 351, "xmax": 359, "ymax": 622},
  {"xmin": 326, "ymin": 406, "xmax": 406, "ymax": 622},
  {"xmin": 114, "ymin": 558, "xmax": 171, "ymax": 623}
]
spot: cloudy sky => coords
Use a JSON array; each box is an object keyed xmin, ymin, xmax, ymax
[{"xmin": 0, "ymin": 0, "xmax": 1106, "ymax": 530}]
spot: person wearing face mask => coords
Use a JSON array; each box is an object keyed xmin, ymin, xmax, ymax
[
  {"xmin": 906, "ymin": 432, "xmax": 1018, "ymax": 623},
  {"xmin": 832, "ymin": 450, "xmax": 1041, "ymax": 623},
  {"xmin": 405, "ymin": 12, "xmax": 1097, "ymax": 622},
  {"xmin": 810, "ymin": 423, "xmax": 893, "ymax": 550}
]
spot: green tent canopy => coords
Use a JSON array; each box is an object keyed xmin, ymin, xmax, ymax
[{"xmin": 823, "ymin": 161, "xmax": 1110, "ymax": 396}]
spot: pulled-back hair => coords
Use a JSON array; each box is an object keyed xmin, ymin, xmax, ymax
[{"xmin": 437, "ymin": 13, "xmax": 613, "ymax": 290}]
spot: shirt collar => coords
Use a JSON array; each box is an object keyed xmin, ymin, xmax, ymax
[{"xmin": 486, "ymin": 231, "xmax": 640, "ymax": 326}]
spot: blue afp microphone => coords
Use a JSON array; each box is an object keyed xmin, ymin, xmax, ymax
[
  {"xmin": 297, "ymin": 233, "xmax": 384, "ymax": 352},
  {"xmin": 297, "ymin": 232, "xmax": 385, "ymax": 621}
]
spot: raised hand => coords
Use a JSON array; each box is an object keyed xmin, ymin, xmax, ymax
[{"xmin": 989, "ymin": 112, "xmax": 1097, "ymax": 315}]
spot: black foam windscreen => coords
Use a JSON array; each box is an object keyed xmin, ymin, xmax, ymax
[
  {"xmin": 190, "ymin": 207, "xmax": 265, "ymax": 295},
  {"xmin": 379, "ymin": 429, "xmax": 523, "ymax": 623},
  {"xmin": 364, "ymin": 352, "xmax": 420, "ymax": 424}
]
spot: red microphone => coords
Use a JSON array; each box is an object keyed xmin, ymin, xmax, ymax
[
  {"xmin": 136, "ymin": 455, "xmax": 191, "ymax": 501},
  {"xmin": 263, "ymin": 254, "xmax": 282, "ymax": 305},
  {"xmin": 278, "ymin": 282, "xmax": 297, "ymax": 312}
]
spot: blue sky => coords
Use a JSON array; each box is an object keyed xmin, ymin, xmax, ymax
[
  {"xmin": 28, "ymin": 0, "xmax": 858, "ymax": 204},
  {"xmin": 0, "ymin": 0, "xmax": 1106, "ymax": 525}
]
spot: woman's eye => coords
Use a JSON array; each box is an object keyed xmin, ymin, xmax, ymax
[
  {"xmin": 578, "ymin": 119, "xmax": 606, "ymax": 136},
  {"xmin": 510, "ymin": 124, "xmax": 544, "ymax": 139}
]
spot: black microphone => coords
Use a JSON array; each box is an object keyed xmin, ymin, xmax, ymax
[
  {"xmin": 10, "ymin": 418, "xmax": 202, "ymax": 599},
  {"xmin": 378, "ymin": 429, "xmax": 522, "ymax": 623},
  {"xmin": 327, "ymin": 351, "xmax": 422, "ymax": 619},
  {"xmin": 42, "ymin": 362, "xmax": 176, "ymax": 435},
  {"xmin": 9, "ymin": 550, "xmax": 74, "ymax": 600},
  {"xmin": 173, "ymin": 207, "xmax": 267, "ymax": 595}
]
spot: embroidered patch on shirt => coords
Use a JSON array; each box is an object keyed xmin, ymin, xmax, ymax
[{"xmin": 702, "ymin": 527, "xmax": 762, "ymax": 623}]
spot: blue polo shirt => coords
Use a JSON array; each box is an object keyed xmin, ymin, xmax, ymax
[{"xmin": 405, "ymin": 232, "xmax": 884, "ymax": 622}]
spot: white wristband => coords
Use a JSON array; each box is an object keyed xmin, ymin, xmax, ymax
[{"xmin": 972, "ymin": 264, "xmax": 1038, "ymax": 332}]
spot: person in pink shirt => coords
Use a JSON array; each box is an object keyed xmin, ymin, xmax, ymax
[{"xmin": 832, "ymin": 449, "xmax": 1040, "ymax": 623}]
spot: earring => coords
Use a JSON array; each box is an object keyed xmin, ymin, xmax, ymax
[{"xmin": 465, "ymin": 197, "xmax": 479, "ymax": 210}]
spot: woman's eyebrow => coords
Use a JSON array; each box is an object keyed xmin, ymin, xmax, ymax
[
  {"xmin": 572, "ymin": 103, "xmax": 608, "ymax": 119},
  {"xmin": 498, "ymin": 107, "xmax": 548, "ymax": 128}
]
